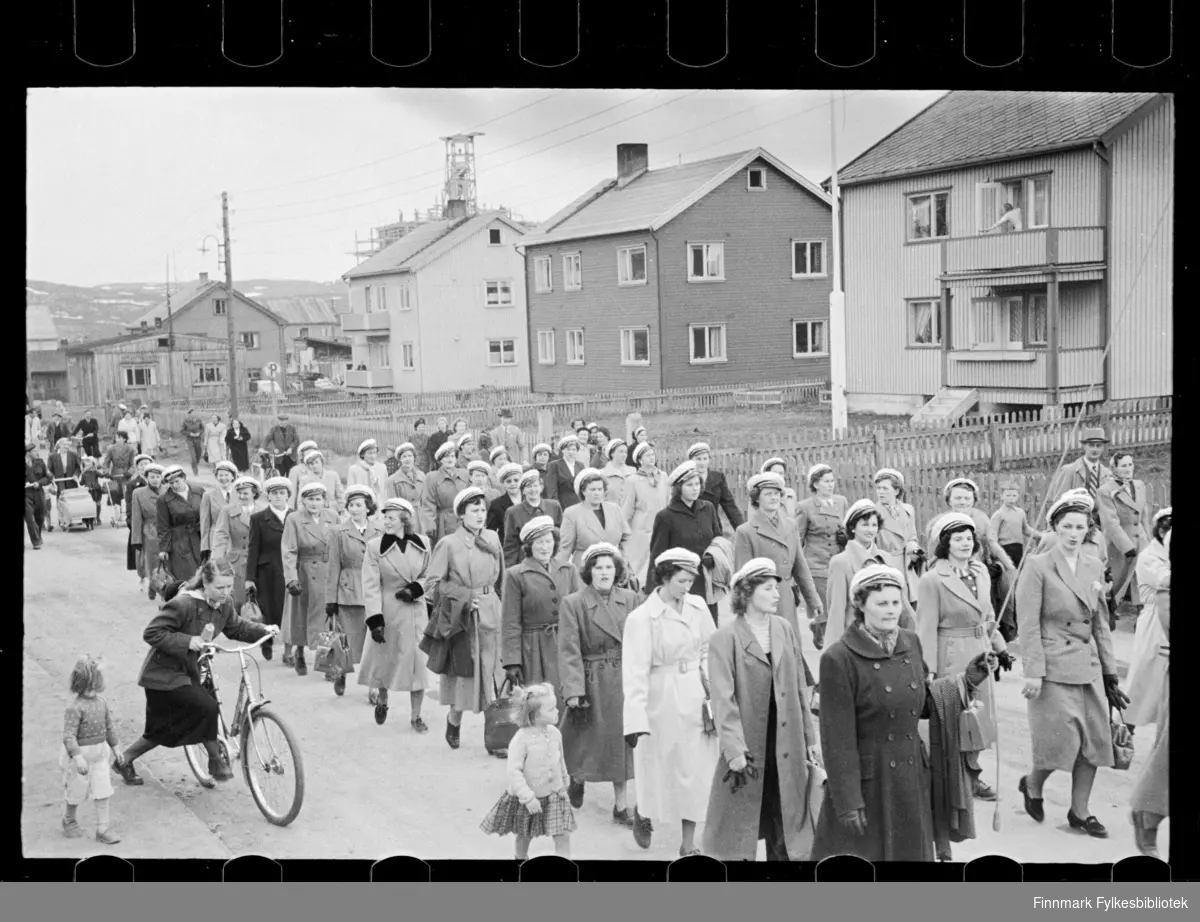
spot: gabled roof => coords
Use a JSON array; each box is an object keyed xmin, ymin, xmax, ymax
[
  {"xmin": 519, "ymin": 148, "xmax": 832, "ymax": 248},
  {"xmin": 342, "ymin": 211, "xmax": 527, "ymax": 280},
  {"xmin": 26, "ymin": 303, "xmax": 60, "ymax": 342},
  {"xmin": 260, "ymin": 297, "xmax": 341, "ymax": 325},
  {"xmin": 133, "ymin": 280, "xmax": 285, "ymax": 328},
  {"xmin": 67, "ymin": 331, "xmax": 238, "ymax": 354},
  {"xmin": 835, "ymin": 91, "xmax": 1163, "ymax": 187}
]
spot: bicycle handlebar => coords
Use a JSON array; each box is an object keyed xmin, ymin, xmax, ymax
[{"xmin": 200, "ymin": 631, "xmax": 277, "ymax": 656}]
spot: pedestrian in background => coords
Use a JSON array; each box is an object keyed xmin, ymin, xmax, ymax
[
  {"xmin": 422, "ymin": 442, "xmax": 470, "ymax": 545},
  {"xmin": 794, "ymin": 463, "xmax": 847, "ymax": 650},
  {"xmin": 501, "ymin": 469, "xmax": 562, "ymax": 569},
  {"xmin": 1125, "ymin": 508, "xmax": 1170, "ymax": 730},
  {"xmin": 1098, "ymin": 451, "xmax": 1150, "ymax": 617},
  {"xmin": 486, "ymin": 462, "xmax": 525, "ymax": 545},
  {"xmin": 199, "ymin": 462, "xmax": 239, "ymax": 561},
  {"xmin": 410, "ymin": 418, "xmax": 430, "ymax": 473},
  {"xmin": 211, "ymin": 475, "xmax": 263, "ymax": 615},
  {"xmin": 245, "ymin": 476, "xmax": 294, "ymax": 662},
  {"xmin": 203, "ymin": 413, "xmax": 225, "ymax": 465},
  {"xmin": 72, "ymin": 409, "xmax": 100, "ymax": 459},
  {"xmin": 386, "ymin": 443, "xmax": 427, "ymax": 526},
  {"xmin": 598, "ymin": 438, "xmax": 631, "ymax": 506},
  {"xmin": 223, "ymin": 417, "xmax": 251, "ymax": 473},
  {"xmin": 138, "ymin": 408, "xmax": 161, "ymax": 459},
  {"xmin": 294, "ymin": 449, "xmax": 346, "ymax": 515},
  {"xmin": 60, "ymin": 654, "xmax": 124, "ymax": 845},
  {"xmin": 543, "ymin": 435, "xmax": 586, "ymax": 511},
  {"xmin": 425, "ymin": 417, "xmax": 450, "ymax": 472},
  {"xmin": 156, "ymin": 465, "xmax": 205, "ymax": 581},
  {"xmin": 490, "ymin": 408, "xmax": 525, "ymax": 466},
  {"xmin": 558, "ymin": 469, "xmax": 630, "ymax": 570},
  {"xmin": 873, "ymin": 468, "xmax": 925, "ymax": 606},
  {"xmin": 180, "ymin": 408, "xmax": 205, "ymax": 476},
  {"xmin": 646, "ymin": 461, "xmax": 723, "ymax": 623},
  {"xmin": 758, "ymin": 458, "xmax": 799, "ymax": 519},
  {"xmin": 528, "ymin": 442, "xmax": 552, "ymax": 477},
  {"xmin": 621, "ymin": 442, "xmax": 669, "ymax": 589},
  {"xmin": 691, "ymin": 443, "xmax": 745, "ymax": 534},
  {"xmin": 263, "ymin": 413, "xmax": 299, "ymax": 478},
  {"xmin": 348, "ymin": 439, "xmax": 389, "ymax": 507},
  {"xmin": 130, "ymin": 463, "xmax": 165, "ymax": 593},
  {"xmin": 1129, "ymin": 529, "xmax": 1169, "ymax": 859}
]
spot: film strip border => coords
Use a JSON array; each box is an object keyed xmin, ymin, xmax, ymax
[
  {"xmin": 19, "ymin": 853, "xmax": 1175, "ymax": 882},
  {"xmin": 46, "ymin": 1, "xmax": 1173, "ymax": 72}
]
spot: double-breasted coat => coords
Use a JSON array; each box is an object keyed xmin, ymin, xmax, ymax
[
  {"xmin": 811, "ymin": 623, "xmax": 944, "ymax": 862},
  {"xmin": 501, "ymin": 499, "xmax": 563, "ymax": 568},
  {"xmin": 703, "ymin": 616, "xmax": 818, "ymax": 861},
  {"xmin": 794, "ymin": 494, "xmax": 848, "ymax": 612},
  {"xmin": 1097, "ymin": 476, "xmax": 1150, "ymax": 602},
  {"xmin": 501, "ymin": 558, "xmax": 580, "ymax": 698},
  {"xmin": 646, "ymin": 498, "xmax": 722, "ymax": 600},
  {"xmin": 211, "ymin": 501, "xmax": 264, "ymax": 610},
  {"xmin": 245, "ymin": 508, "xmax": 288, "ymax": 628},
  {"xmin": 621, "ymin": 589, "xmax": 720, "ymax": 827},
  {"xmin": 156, "ymin": 484, "xmax": 206, "ymax": 581},
  {"xmin": 426, "ymin": 527, "xmax": 505, "ymax": 713},
  {"xmin": 875, "ymin": 501, "xmax": 923, "ymax": 603},
  {"xmin": 621, "ymin": 468, "xmax": 670, "ymax": 585},
  {"xmin": 558, "ymin": 585, "xmax": 639, "ymax": 783},
  {"xmin": 326, "ymin": 519, "xmax": 384, "ymax": 662},
  {"xmin": 1127, "ymin": 539, "xmax": 1170, "ymax": 726},
  {"xmin": 386, "ymin": 467, "xmax": 428, "ymax": 527},
  {"xmin": 824, "ymin": 540, "xmax": 917, "ymax": 652},
  {"xmin": 732, "ymin": 509, "xmax": 823, "ymax": 638},
  {"xmin": 421, "ymin": 466, "xmax": 470, "ymax": 544},
  {"xmin": 358, "ymin": 531, "xmax": 431, "ymax": 691},
  {"xmin": 293, "ymin": 469, "xmax": 346, "ymax": 514},
  {"xmin": 543, "ymin": 457, "xmax": 586, "ymax": 511},
  {"xmin": 280, "ymin": 506, "xmax": 342, "ymax": 648},
  {"xmin": 199, "ymin": 486, "xmax": 235, "ymax": 553},
  {"xmin": 558, "ymin": 501, "xmax": 631, "ymax": 570},
  {"xmin": 129, "ymin": 484, "xmax": 162, "ymax": 577}
]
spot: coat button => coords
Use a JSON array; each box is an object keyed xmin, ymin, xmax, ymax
[
  {"xmin": 783, "ymin": 752, "xmax": 789, "ymax": 759},
  {"xmin": 910, "ymin": 682, "xmax": 918, "ymax": 689},
  {"xmin": 884, "ymin": 685, "xmax": 892, "ymax": 693},
  {"xmin": 552, "ymin": 596, "xmax": 558, "ymax": 602},
  {"xmin": 890, "ymin": 760, "xmax": 897, "ymax": 768},
  {"xmin": 906, "ymin": 733, "xmax": 913, "ymax": 740},
  {"xmin": 908, "ymin": 757, "xmax": 914, "ymax": 765},
  {"xmin": 910, "ymin": 709, "xmax": 917, "ymax": 716},
  {"xmin": 781, "ymin": 722, "xmax": 787, "ymax": 728},
  {"xmin": 904, "ymin": 659, "xmax": 910, "ymax": 664},
  {"xmin": 1065, "ymin": 640, "xmax": 1071, "ymax": 645},
  {"xmin": 873, "ymin": 663, "xmax": 881, "ymax": 670},
  {"xmin": 887, "ymin": 733, "xmax": 895, "ymax": 741},
  {"xmin": 889, "ymin": 711, "xmax": 895, "ymax": 719}
]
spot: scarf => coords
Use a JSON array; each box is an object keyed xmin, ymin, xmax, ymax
[{"xmin": 864, "ymin": 625, "xmax": 899, "ymax": 655}]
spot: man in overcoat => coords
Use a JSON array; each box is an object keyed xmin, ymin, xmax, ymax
[
  {"xmin": 264, "ymin": 413, "xmax": 300, "ymax": 478},
  {"xmin": 689, "ymin": 442, "xmax": 745, "ymax": 533},
  {"xmin": 489, "ymin": 409, "xmax": 526, "ymax": 466}
]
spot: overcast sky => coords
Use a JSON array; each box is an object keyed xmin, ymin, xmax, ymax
[{"xmin": 27, "ymin": 88, "xmax": 945, "ymax": 287}]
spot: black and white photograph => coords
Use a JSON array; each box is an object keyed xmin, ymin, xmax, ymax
[{"xmin": 24, "ymin": 86, "xmax": 1173, "ymax": 867}]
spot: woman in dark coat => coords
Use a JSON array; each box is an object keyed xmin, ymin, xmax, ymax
[
  {"xmin": 244, "ymin": 476, "xmax": 293, "ymax": 662},
  {"xmin": 703, "ymin": 558, "xmax": 820, "ymax": 862},
  {"xmin": 645, "ymin": 461, "xmax": 722, "ymax": 622},
  {"xmin": 1016, "ymin": 492, "xmax": 1128, "ymax": 839},
  {"xmin": 111, "ymin": 558, "xmax": 278, "ymax": 787},
  {"xmin": 224, "ymin": 418, "xmax": 252, "ymax": 473},
  {"xmin": 543, "ymin": 434, "xmax": 587, "ymax": 511},
  {"xmin": 124, "ymin": 455, "xmax": 151, "ymax": 576},
  {"xmin": 156, "ymin": 466, "xmax": 206, "ymax": 582},
  {"xmin": 558, "ymin": 543, "xmax": 639, "ymax": 824},
  {"xmin": 812, "ymin": 564, "xmax": 994, "ymax": 862}
]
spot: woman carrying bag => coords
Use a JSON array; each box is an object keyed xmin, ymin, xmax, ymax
[
  {"xmin": 279, "ymin": 481, "xmax": 340, "ymax": 677},
  {"xmin": 325, "ymin": 486, "xmax": 384, "ymax": 698},
  {"xmin": 244, "ymin": 476, "xmax": 292, "ymax": 662}
]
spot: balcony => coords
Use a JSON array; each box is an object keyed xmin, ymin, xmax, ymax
[
  {"xmin": 944, "ymin": 227, "xmax": 1104, "ymax": 275},
  {"xmin": 344, "ymin": 368, "xmax": 394, "ymax": 390},
  {"xmin": 341, "ymin": 312, "xmax": 392, "ymax": 334}
]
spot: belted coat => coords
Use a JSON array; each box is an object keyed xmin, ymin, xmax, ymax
[
  {"xmin": 732, "ymin": 508, "xmax": 822, "ymax": 637},
  {"xmin": 280, "ymin": 506, "xmax": 342, "ymax": 647},
  {"xmin": 501, "ymin": 557, "xmax": 581, "ymax": 696}
]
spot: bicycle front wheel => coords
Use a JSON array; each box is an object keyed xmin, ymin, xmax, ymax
[
  {"xmin": 184, "ymin": 742, "xmax": 216, "ymax": 788},
  {"xmin": 241, "ymin": 706, "xmax": 305, "ymax": 826}
]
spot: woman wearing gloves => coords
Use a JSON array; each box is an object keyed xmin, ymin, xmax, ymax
[
  {"xmin": 244, "ymin": 476, "xmax": 292, "ymax": 661},
  {"xmin": 358, "ymin": 497, "xmax": 432, "ymax": 729},
  {"xmin": 156, "ymin": 466, "xmax": 206, "ymax": 582},
  {"xmin": 621, "ymin": 548, "xmax": 720, "ymax": 856},
  {"xmin": 1016, "ymin": 491, "xmax": 1129, "ymax": 839},
  {"xmin": 703, "ymin": 558, "xmax": 820, "ymax": 862},
  {"xmin": 501, "ymin": 516, "xmax": 580, "ymax": 710},
  {"xmin": 916, "ymin": 512, "xmax": 1013, "ymax": 802},
  {"xmin": 280, "ymin": 481, "xmax": 340, "ymax": 677},
  {"xmin": 324, "ymin": 486, "xmax": 383, "ymax": 697}
]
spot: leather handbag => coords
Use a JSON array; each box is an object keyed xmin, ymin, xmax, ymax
[
  {"xmin": 484, "ymin": 676, "xmax": 522, "ymax": 756},
  {"xmin": 1110, "ymin": 708, "xmax": 1135, "ymax": 771}
]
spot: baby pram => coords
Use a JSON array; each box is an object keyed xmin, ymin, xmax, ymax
[{"xmin": 53, "ymin": 477, "xmax": 98, "ymax": 531}]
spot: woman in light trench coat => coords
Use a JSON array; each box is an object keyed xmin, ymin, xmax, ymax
[
  {"xmin": 130, "ymin": 464, "xmax": 165, "ymax": 585},
  {"xmin": 210, "ymin": 476, "xmax": 264, "ymax": 613},
  {"xmin": 621, "ymin": 443, "xmax": 670, "ymax": 588},
  {"xmin": 359, "ymin": 497, "xmax": 432, "ymax": 730},
  {"xmin": 794, "ymin": 463, "xmax": 847, "ymax": 650},
  {"xmin": 325, "ymin": 485, "xmax": 384, "ymax": 697},
  {"xmin": 622, "ymin": 548, "xmax": 720, "ymax": 857},
  {"xmin": 1125, "ymin": 508, "xmax": 1170, "ymax": 729},
  {"xmin": 385, "ymin": 443, "xmax": 427, "ymax": 529},
  {"xmin": 703, "ymin": 558, "xmax": 820, "ymax": 862},
  {"xmin": 280, "ymin": 481, "xmax": 341, "ymax": 676},
  {"xmin": 872, "ymin": 468, "xmax": 924, "ymax": 605}
]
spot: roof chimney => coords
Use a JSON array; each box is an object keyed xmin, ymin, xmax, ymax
[
  {"xmin": 617, "ymin": 144, "xmax": 649, "ymax": 189},
  {"xmin": 199, "ymin": 272, "xmax": 209, "ymax": 282}
]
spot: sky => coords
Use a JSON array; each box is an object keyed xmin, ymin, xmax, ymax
[{"xmin": 26, "ymin": 88, "xmax": 945, "ymax": 287}]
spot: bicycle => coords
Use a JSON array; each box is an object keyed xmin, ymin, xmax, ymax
[{"xmin": 183, "ymin": 632, "xmax": 306, "ymax": 826}]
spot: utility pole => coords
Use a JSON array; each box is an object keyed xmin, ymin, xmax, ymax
[
  {"xmin": 165, "ymin": 255, "xmax": 177, "ymax": 403},
  {"xmin": 222, "ymin": 192, "xmax": 240, "ymax": 419},
  {"xmin": 828, "ymin": 91, "xmax": 849, "ymax": 432}
]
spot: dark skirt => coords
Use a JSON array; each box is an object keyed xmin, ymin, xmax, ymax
[
  {"xmin": 480, "ymin": 791, "xmax": 576, "ymax": 838},
  {"xmin": 143, "ymin": 679, "xmax": 220, "ymax": 747},
  {"xmin": 126, "ymin": 528, "xmax": 138, "ymax": 571},
  {"xmin": 758, "ymin": 678, "xmax": 788, "ymax": 860}
]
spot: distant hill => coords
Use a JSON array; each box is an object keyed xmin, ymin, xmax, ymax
[{"xmin": 25, "ymin": 279, "xmax": 348, "ymax": 343}]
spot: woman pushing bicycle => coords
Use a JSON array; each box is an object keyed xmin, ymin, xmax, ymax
[{"xmin": 112, "ymin": 558, "xmax": 280, "ymax": 786}]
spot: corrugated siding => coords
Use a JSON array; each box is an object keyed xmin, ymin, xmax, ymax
[
  {"xmin": 1108, "ymin": 97, "xmax": 1174, "ymax": 399},
  {"xmin": 657, "ymin": 158, "xmax": 832, "ymax": 388},
  {"xmin": 1059, "ymin": 282, "xmax": 1102, "ymax": 348},
  {"xmin": 844, "ymin": 147, "xmax": 1102, "ymax": 398},
  {"xmin": 948, "ymin": 352, "xmax": 1047, "ymax": 390},
  {"xmin": 1060, "ymin": 348, "xmax": 1105, "ymax": 387},
  {"xmin": 526, "ymin": 231, "xmax": 661, "ymax": 394}
]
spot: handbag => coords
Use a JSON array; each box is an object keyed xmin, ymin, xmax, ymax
[
  {"xmin": 313, "ymin": 621, "xmax": 354, "ymax": 678},
  {"xmin": 1110, "ymin": 707, "xmax": 1135, "ymax": 771},
  {"xmin": 958, "ymin": 675, "xmax": 997, "ymax": 751},
  {"xmin": 484, "ymin": 676, "xmax": 522, "ymax": 755},
  {"xmin": 698, "ymin": 660, "xmax": 717, "ymax": 737},
  {"xmin": 240, "ymin": 598, "xmax": 264, "ymax": 623},
  {"xmin": 149, "ymin": 561, "xmax": 174, "ymax": 601}
]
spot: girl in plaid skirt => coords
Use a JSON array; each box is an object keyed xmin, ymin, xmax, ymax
[{"xmin": 480, "ymin": 683, "xmax": 576, "ymax": 858}]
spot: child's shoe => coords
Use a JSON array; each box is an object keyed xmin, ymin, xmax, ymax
[{"xmin": 62, "ymin": 817, "xmax": 83, "ymax": 838}]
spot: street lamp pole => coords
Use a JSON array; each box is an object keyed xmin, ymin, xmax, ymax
[
  {"xmin": 221, "ymin": 193, "xmax": 239, "ymax": 420},
  {"xmin": 829, "ymin": 91, "xmax": 849, "ymax": 432}
]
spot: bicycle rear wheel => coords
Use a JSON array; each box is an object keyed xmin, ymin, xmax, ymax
[{"xmin": 241, "ymin": 706, "xmax": 304, "ymax": 826}]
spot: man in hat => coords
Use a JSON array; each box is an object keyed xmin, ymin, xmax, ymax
[
  {"xmin": 489, "ymin": 408, "xmax": 526, "ymax": 466},
  {"xmin": 47, "ymin": 410, "xmax": 72, "ymax": 449},
  {"xmin": 264, "ymin": 413, "xmax": 300, "ymax": 478},
  {"xmin": 72, "ymin": 409, "xmax": 101, "ymax": 458},
  {"xmin": 1048, "ymin": 427, "xmax": 1114, "ymax": 531},
  {"xmin": 25, "ymin": 441, "xmax": 51, "ymax": 549},
  {"xmin": 180, "ymin": 407, "xmax": 206, "ymax": 476},
  {"xmin": 689, "ymin": 442, "xmax": 744, "ymax": 532}
]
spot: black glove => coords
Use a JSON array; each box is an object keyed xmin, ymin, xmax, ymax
[
  {"xmin": 908, "ymin": 548, "xmax": 927, "ymax": 573},
  {"xmin": 395, "ymin": 581, "xmax": 424, "ymax": 603},
  {"xmin": 994, "ymin": 650, "xmax": 1015, "ymax": 672},
  {"xmin": 835, "ymin": 528, "xmax": 849, "ymax": 551},
  {"xmin": 837, "ymin": 808, "xmax": 868, "ymax": 836},
  {"xmin": 325, "ymin": 602, "xmax": 339, "ymax": 617},
  {"xmin": 702, "ymin": 553, "xmax": 715, "ymax": 570},
  {"xmin": 1124, "ymin": 548, "xmax": 1137, "ymax": 559},
  {"xmin": 286, "ymin": 580, "xmax": 302, "ymax": 596},
  {"xmin": 1103, "ymin": 674, "xmax": 1130, "ymax": 711},
  {"xmin": 504, "ymin": 665, "xmax": 524, "ymax": 687},
  {"xmin": 625, "ymin": 732, "xmax": 647, "ymax": 749},
  {"xmin": 370, "ymin": 626, "xmax": 386, "ymax": 644},
  {"xmin": 791, "ymin": 584, "xmax": 802, "ymax": 607},
  {"xmin": 722, "ymin": 754, "xmax": 759, "ymax": 794},
  {"xmin": 964, "ymin": 650, "xmax": 996, "ymax": 689},
  {"xmin": 200, "ymin": 549, "xmax": 211, "ymax": 563},
  {"xmin": 567, "ymin": 696, "xmax": 591, "ymax": 725}
]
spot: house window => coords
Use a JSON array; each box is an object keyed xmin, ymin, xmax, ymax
[
  {"xmin": 299, "ymin": 327, "xmax": 309, "ymax": 339},
  {"xmin": 907, "ymin": 299, "xmax": 942, "ymax": 347},
  {"xmin": 368, "ymin": 341, "xmax": 390, "ymax": 368},
  {"xmin": 689, "ymin": 323, "xmax": 727, "ymax": 364},
  {"xmin": 907, "ymin": 190, "xmax": 950, "ymax": 241},
  {"xmin": 563, "ymin": 253, "xmax": 582, "ymax": 291},
  {"xmin": 378, "ymin": 286, "xmax": 387, "ymax": 311},
  {"xmin": 364, "ymin": 286, "xmax": 373, "ymax": 312},
  {"xmin": 399, "ymin": 285, "xmax": 412, "ymax": 310},
  {"xmin": 792, "ymin": 240, "xmax": 826, "ymax": 277},
  {"xmin": 537, "ymin": 330, "xmax": 556, "ymax": 365},
  {"xmin": 621, "ymin": 327, "xmax": 650, "ymax": 365},
  {"xmin": 240, "ymin": 331, "xmax": 260, "ymax": 350},
  {"xmin": 1027, "ymin": 293, "xmax": 1048, "ymax": 346},
  {"xmin": 485, "ymin": 280, "xmax": 514, "ymax": 307},
  {"xmin": 156, "ymin": 337, "xmax": 170, "ymax": 348},
  {"xmin": 566, "ymin": 329, "xmax": 585, "ymax": 365},
  {"xmin": 617, "ymin": 245, "xmax": 647, "ymax": 285},
  {"xmin": 123, "ymin": 365, "xmax": 156, "ymax": 387},
  {"xmin": 969, "ymin": 297, "xmax": 1026, "ymax": 351},
  {"xmin": 792, "ymin": 320, "xmax": 828, "ymax": 356},
  {"xmin": 401, "ymin": 342, "xmax": 415, "ymax": 370},
  {"xmin": 533, "ymin": 256, "xmax": 553, "ymax": 293},
  {"xmin": 687, "ymin": 243, "xmax": 724, "ymax": 282},
  {"xmin": 487, "ymin": 339, "xmax": 517, "ymax": 367},
  {"xmin": 747, "ymin": 167, "xmax": 766, "ymax": 191},
  {"xmin": 213, "ymin": 299, "xmax": 228, "ymax": 316},
  {"xmin": 247, "ymin": 368, "xmax": 262, "ymax": 381},
  {"xmin": 193, "ymin": 363, "xmax": 225, "ymax": 385},
  {"xmin": 489, "ymin": 228, "xmax": 502, "ymax": 245},
  {"xmin": 976, "ymin": 176, "xmax": 1051, "ymax": 233}
]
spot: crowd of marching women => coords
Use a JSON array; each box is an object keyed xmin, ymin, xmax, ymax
[{"xmin": 43, "ymin": 404, "xmax": 1169, "ymax": 862}]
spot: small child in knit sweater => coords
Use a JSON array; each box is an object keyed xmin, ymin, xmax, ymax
[
  {"xmin": 61, "ymin": 654, "xmax": 123, "ymax": 844},
  {"xmin": 479, "ymin": 683, "xmax": 575, "ymax": 859}
]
